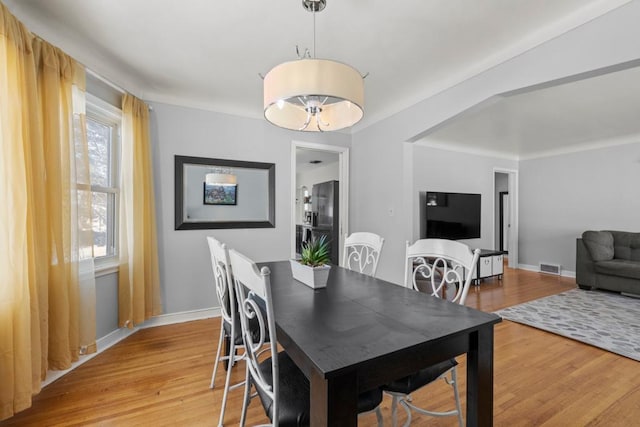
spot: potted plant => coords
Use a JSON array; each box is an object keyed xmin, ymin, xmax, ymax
[{"xmin": 290, "ymin": 235, "xmax": 332, "ymax": 289}]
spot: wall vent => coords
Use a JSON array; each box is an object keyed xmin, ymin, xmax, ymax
[{"xmin": 539, "ymin": 262, "xmax": 561, "ymax": 275}]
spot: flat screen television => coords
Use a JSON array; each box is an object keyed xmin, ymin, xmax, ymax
[{"xmin": 425, "ymin": 192, "xmax": 481, "ymax": 239}]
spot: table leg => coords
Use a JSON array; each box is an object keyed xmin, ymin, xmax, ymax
[
  {"xmin": 466, "ymin": 326, "xmax": 495, "ymax": 427},
  {"xmin": 309, "ymin": 369, "xmax": 358, "ymax": 427}
]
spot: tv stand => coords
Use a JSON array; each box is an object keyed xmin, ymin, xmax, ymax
[{"xmin": 472, "ymin": 249, "xmax": 507, "ymax": 285}]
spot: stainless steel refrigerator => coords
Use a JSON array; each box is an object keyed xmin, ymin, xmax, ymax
[{"xmin": 311, "ymin": 180, "xmax": 339, "ymax": 265}]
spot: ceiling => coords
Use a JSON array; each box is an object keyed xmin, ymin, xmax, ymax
[
  {"xmin": 419, "ymin": 63, "xmax": 640, "ymax": 159},
  {"xmin": 4, "ymin": 0, "xmax": 632, "ymax": 141},
  {"xmin": 296, "ymin": 148, "xmax": 339, "ymax": 175}
]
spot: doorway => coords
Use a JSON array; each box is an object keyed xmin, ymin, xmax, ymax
[
  {"xmin": 499, "ymin": 191, "xmax": 509, "ymax": 252},
  {"xmin": 493, "ymin": 169, "xmax": 518, "ymax": 268},
  {"xmin": 291, "ymin": 141, "xmax": 349, "ymax": 263}
]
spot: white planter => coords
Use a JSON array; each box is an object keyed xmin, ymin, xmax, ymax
[{"xmin": 289, "ymin": 259, "xmax": 331, "ymax": 289}]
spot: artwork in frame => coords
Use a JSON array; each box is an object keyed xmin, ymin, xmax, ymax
[{"xmin": 203, "ymin": 182, "xmax": 237, "ymax": 205}]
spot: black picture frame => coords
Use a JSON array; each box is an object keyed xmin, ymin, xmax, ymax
[
  {"xmin": 175, "ymin": 155, "xmax": 275, "ymax": 230},
  {"xmin": 203, "ymin": 182, "xmax": 237, "ymax": 205}
]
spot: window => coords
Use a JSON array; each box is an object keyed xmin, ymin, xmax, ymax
[{"xmin": 86, "ymin": 94, "xmax": 121, "ymax": 265}]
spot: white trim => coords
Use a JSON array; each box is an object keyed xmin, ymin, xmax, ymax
[
  {"xmin": 42, "ymin": 327, "xmax": 137, "ymax": 387},
  {"xmin": 139, "ymin": 307, "xmax": 220, "ymax": 328},
  {"xmin": 518, "ymin": 132, "xmax": 640, "ymax": 160},
  {"xmin": 290, "ymin": 141, "xmax": 350, "ymax": 264},
  {"xmin": 518, "ymin": 263, "xmax": 576, "ymax": 278},
  {"xmin": 95, "ymin": 263, "xmax": 119, "ymax": 277},
  {"xmin": 41, "ymin": 307, "xmax": 221, "ymax": 388},
  {"xmin": 415, "ymin": 138, "xmax": 520, "ymax": 161},
  {"xmin": 493, "ymin": 168, "xmax": 519, "ymax": 269}
]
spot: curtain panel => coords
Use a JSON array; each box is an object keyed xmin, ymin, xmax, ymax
[
  {"xmin": 119, "ymin": 94, "xmax": 162, "ymax": 327},
  {"xmin": 0, "ymin": 3, "xmax": 96, "ymax": 420}
]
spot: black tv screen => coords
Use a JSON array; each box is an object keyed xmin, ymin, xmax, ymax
[{"xmin": 425, "ymin": 192, "xmax": 481, "ymax": 240}]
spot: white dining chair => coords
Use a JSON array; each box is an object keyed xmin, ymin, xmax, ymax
[
  {"xmin": 383, "ymin": 238, "xmax": 480, "ymax": 427},
  {"xmin": 229, "ymin": 249, "xmax": 384, "ymax": 427},
  {"xmin": 342, "ymin": 231, "xmax": 385, "ymax": 277},
  {"xmin": 206, "ymin": 236, "xmax": 246, "ymax": 427}
]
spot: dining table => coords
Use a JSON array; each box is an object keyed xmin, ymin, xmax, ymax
[{"xmin": 260, "ymin": 260, "xmax": 502, "ymax": 427}]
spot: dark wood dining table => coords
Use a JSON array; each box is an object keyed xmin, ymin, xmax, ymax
[{"xmin": 261, "ymin": 261, "xmax": 502, "ymax": 427}]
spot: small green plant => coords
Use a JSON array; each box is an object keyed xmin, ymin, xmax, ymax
[{"xmin": 300, "ymin": 235, "xmax": 331, "ymax": 267}]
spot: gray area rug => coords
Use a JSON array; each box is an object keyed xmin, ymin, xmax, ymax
[{"xmin": 495, "ymin": 289, "xmax": 640, "ymax": 361}]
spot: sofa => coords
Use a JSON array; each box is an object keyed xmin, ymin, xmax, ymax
[{"xmin": 576, "ymin": 230, "xmax": 640, "ymax": 296}]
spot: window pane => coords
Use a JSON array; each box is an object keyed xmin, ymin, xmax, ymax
[
  {"xmin": 87, "ymin": 118, "xmax": 111, "ymax": 187},
  {"xmin": 92, "ymin": 191, "xmax": 115, "ymax": 258}
]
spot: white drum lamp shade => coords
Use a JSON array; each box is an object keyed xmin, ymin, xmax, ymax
[
  {"xmin": 263, "ymin": 58, "xmax": 364, "ymax": 132},
  {"xmin": 206, "ymin": 173, "xmax": 237, "ymax": 185}
]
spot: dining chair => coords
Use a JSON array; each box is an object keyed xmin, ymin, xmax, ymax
[
  {"xmin": 342, "ymin": 231, "xmax": 385, "ymax": 277},
  {"xmin": 207, "ymin": 236, "xmax": 246, "ymax": 427},
  {"xmin": 229, "ymin": 249, "xmax": 384, "ymax": 427},
  {"xmin": 383, "ymin": 238, "xmax": 480, "ymax": 427}
]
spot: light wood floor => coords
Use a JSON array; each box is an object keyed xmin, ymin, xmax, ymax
[{"xmin": 3, "ymin": 266, "xmax": 639, "ymax": 426}]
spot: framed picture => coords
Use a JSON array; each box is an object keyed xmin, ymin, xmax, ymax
[
  {"xmin": 174, "ymin": 155, "xmax": 275, "ymax": 230},
  {"xmin": 203, "ymin": 182, "xmax": 237, "ymax": 205}
]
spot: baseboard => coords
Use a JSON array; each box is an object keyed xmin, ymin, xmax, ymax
[
  {"xmin": 41, "ymin": 327, "xmax": 138, "ymax": 388},
  {"xmin": 518, "ymin": 263, "xmax": 576, "ymax": 278},
  {"xmin": 42, "ymin": 307, "xmax": 220, "ymax": 388},
  {"xmin": 139, "ymin": 307, "xmax": 220, "ymax": 329}
]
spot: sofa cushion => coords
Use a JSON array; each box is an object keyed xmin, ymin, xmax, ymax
[
  {"xmin": 594, "ymin": 259, "xmax": 640, "ymax": 280},
  {"xmin": 582, "ymin": 231, "xmax": 614, "ymax": 261},
  {"xmin": 607, "ymin": 230, "xmax": 640, "ymax": 262}
]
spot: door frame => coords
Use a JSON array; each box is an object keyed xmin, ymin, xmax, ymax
[
  {"xmin": 291, "ymin": 141, "xmax": 349, "ymax": 262},
  {"xmin": 493, "ymin": 168, "xmax": 518, "ymax": 268},
  {"xmin": 499, "ymin": 191, "xmax": 509, "ymax": 252}
]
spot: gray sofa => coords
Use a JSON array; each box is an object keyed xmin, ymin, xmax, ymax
[{"xmin": 576, "ymin": 230, "xmax": 640, "ymax": 296}]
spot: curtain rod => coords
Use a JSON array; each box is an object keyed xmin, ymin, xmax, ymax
[
  {"xmin": 86, "ymin": 68, "xmax": 153, "ymax": 111},
  {"xmin": 86, "ymin": 68, "xmax": 126, "ymax": 95}
]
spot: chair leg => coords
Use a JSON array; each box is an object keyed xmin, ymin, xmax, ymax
[
  {"xmin": 399, "ymin": 398, "xmax": 413, "ymax": 427},
  {"xmin": 375, "ymin": 406, "xmax": 384, "ymax": 427},
  {"xmin": 217, "ymin": 338, "xmax": 236, "ymax": 427},
  {"xmin": 239, "ymin": 365, "xmax": 251, "ymax": 427},
  {"xmin": 390, "ymin": 394, "xmax": 398, "ymax": 427},
  {"xmin": 210, "ymin": 322, "xmax": 226, "ymax": 389},
  {"xmin": 451, "ymin": 367, "xmax": 464, "ymax": 427}
]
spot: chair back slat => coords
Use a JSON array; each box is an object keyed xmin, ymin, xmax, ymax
[
  {"xmin": 404, "ymin": 239, "xmax": 480, "ymax": 305},
  {"xmin": 343, "ymin": 232, "xmax": 385, "ymax": 277},
  {"xmin": 229, "ymin": 249, "xmax": 279, "ymax": 422},
  {"xmin": 207, "ymin": 237, "xmax": 234, "ymax": 324}
]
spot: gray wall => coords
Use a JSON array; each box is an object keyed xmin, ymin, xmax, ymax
[
  {"xmin": 519, "ymin": 141, "xmax": 640, "ymax": 273},
  {"xmin": 95, "ymin": 272, "xmax": 118, "ymax": 339},
  {"xmin": 87, "ymin": 0, "xmax": 640, "ymax": 330},
  {"xmin": 351, "ymin": 1, "xmax": 640, "ymax": 284},
  {"xmin": 150, "ymin": 102, "xmax": 350, "ymax": 314}
]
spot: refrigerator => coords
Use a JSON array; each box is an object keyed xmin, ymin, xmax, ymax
[{"xmin": 311, "ymin": 180, "xmax": 339, "ymax": 265}]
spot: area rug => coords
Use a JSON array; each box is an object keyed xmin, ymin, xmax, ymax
[{"xmin": 495, "ymin": 289, "xmax": 640, "ymax": 361}]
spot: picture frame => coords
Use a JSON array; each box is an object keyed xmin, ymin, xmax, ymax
[
  {"xmin": 203, "ymin": 182, "xmax": 237, "ymax": 205},
  {"xmin": 175, "ymin": 155, "xmax": 275, "ymax": 230}
]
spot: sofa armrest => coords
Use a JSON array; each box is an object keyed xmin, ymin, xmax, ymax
[{"xmin": 576, "ymin": 238, "xmax": 596, "ymax": 289}]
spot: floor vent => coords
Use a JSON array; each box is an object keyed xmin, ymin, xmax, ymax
[{"xmin": 539, "ymin": 262, "xmax": 561, "ymax": 275}]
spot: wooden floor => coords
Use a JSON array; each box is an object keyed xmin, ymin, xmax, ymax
[{"xmin": 3, "ymin": 266, "xmax": 639, "ymax": 426}]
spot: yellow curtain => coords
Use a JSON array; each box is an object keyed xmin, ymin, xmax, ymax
[
  {"xmin": 0, "ymin": 3, "xmax": 95, "ymax": 420},
  {"xmin": 119, "ymin": 94, "xmax": 162, "ymax": 327}
]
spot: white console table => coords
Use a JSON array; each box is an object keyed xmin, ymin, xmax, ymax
[{"xmin": 472, "ymin": 249, "xmax": 507, "ymax": 285}]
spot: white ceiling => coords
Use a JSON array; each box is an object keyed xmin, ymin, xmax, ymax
[
  {"xmin": 296, "ymin": 148, "xmax": 339, "ymax": 174},
  {"xmin": 4, "ymin": 0, "xmax": 632, "ymax": 139},
  {"xmin": 419, "ymin": 64, "xmax": 640, "ymax": 159}
]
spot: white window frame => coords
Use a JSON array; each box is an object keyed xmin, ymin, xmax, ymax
[{"xmin": 86, "ymin": 93, "xmax": 122, "ymax": 273}]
